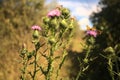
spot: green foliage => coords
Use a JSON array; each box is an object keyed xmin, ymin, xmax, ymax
[
  {"xmin": 70, "ymin": 0, "xmax": 120, "ymax": 78},
  {"xmin": 90, "ymin": 0, "xmax": 120, "ymax": 46},
  {"xmin": 80, "ymin": 0, "xmax": 120, "ymax": 79}
]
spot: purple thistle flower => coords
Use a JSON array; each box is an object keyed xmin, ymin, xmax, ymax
[
  {"xmin": 47, "ymin": 9, "xmax": 61, "ymax": 17},
  {"xmin": 31, "ymin": 25, "xmax": 41, "ymax": 31},
  {"xmin": 86, "ymin": 30, "xmax": 97, "ymax": 37}
]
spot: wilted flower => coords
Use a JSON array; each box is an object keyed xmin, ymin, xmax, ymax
[
  {"xmin": 86, "ymin": 30, "xmax": 97, "ymax": 37},
  {"xmin": 47, "ymin": 9, "xmax": 61, "ymax": 17},
  {"xmin": 70, "ymin": 17, "xmax": 75, "ymax": 21},
  {"xmin": 32, "ymin": 25, "xmax": 41, "ymax": 31},
  {"xmin": 56, "ymin": 5, "xmax": 63, "ymax": 10}
]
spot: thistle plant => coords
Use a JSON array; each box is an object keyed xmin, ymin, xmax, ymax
[
  {"xmin": 20, "ymin": 43, "xmax": 28, "ymax": 80},
  {"xmin": 20, "ymin": 25, "xmax": 42, "ymax": 80},
  {"xmin": 19, "ymin": 6, "xmax": 75, "ymax": 80},
  {"xmin": 83, "ymin": 28, "xmax": 97, "ymax": 62},
  {"xmin": 40, "ymin": 6, "xmax": 74, "ymax": 80},
  {"xmin": 76, "ymin": 26, "xmax": 98, "ymax": 80},
  {"xmin": 76, "ymin": 26, "xmax": 120, "ymax": 80},
  {"xmin": 103, "ymin": 45, "xmax": 120, "ymax": 80}
]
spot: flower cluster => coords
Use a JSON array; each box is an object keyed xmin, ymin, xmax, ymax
[
  {"xmin": 86, "ymin": 30, "xmax": 97, "ymax": 37},
  {"xmin": 31, "ymin": 25, "xmax": 41, "ymax": 31},
  {"xmin": 47, "ymin": 9, "xmax": 61, "ymax": 17}
]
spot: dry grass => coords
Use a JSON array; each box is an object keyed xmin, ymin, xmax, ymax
[{"xmin": 0, "ymin": 30, "xmax": 85, "ymax": 80}]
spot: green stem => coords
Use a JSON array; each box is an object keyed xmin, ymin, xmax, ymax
[
  {"xmin": 21, "ymin": 57, "xmax": 28, "ymax": 80},
  {"xmin": 46, "ymin": 57, "xmax": 52, "ymax": 80},
  {"xmin": 32, "ymin": 50, "xmax": 38, "ymax": 80},
  {"xmin": 55, "ymin": 69, "xmax": 60, "ymax": 79},
  {"xmin": 75, "ymin": 70, "xmax": 82, "ymax": 80},
  {"xmin": 108, "ymin": 58, "xmax": 115, "ymax": 80},
  {"xmin": 75, "ymin": 62, "xmax": 85, "ymax": 80},
  {"xmin": 114, "ymin": 52, "xmax": 120, "ymax": 80},
  {"xmin": 115, "ymin": 60, "xmax": 120, "ymax": 80},
  {"xmin": 76, "ymin": 44, "xmax": 91, "ymax": 80},
  {"xmin": 56, "ymin": 50, "xmax": 67, "ymax": 80},
  {"xmin": 85, "ymin": 46, "xmax": 90, "ymax": 59},
  {"xmin": 45, "ymin": 47, "xmax": 54, "ymax": 80}
]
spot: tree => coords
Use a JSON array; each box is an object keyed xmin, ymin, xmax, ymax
[
  {"xmin": 88, "ymin": 0, "xmax": 120, "ymax": 80},
  {"xmin": 90, "ymin": 0, "xmax": 120, "ymax": 46}
]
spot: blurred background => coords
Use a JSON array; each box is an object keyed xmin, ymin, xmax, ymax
[{"xmin": 0, "ymin": 0, "xmax": 120, "ymax": 80}]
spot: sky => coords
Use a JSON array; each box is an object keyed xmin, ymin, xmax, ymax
[{"xmin": 46, "ymin": 0, "xmax": 101, "ymax": 30}]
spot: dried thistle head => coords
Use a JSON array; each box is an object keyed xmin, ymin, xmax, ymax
[
  {"xmin": 22, "ymin": 43, "xmax": 26, "ymax": 49},
  {"xmin": 56, "ymin": 5, "xmax": 63, "ymax": 10},
  {"xmin": 70, "ymin": 16, "xmax": 75, "ymax": 21}
]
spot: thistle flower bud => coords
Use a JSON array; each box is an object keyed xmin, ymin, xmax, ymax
[
  {"xmin": 20, "ymin": 43, "xmax": 27, "ymax": 57},
  {"xmin": 69, "ymin": 24, "xmax": 73, "ymax": 29},
  {"xmin": 69, "ymin": 18, "xmax": 74, "ymax": 29},
  {"xmin": 32, "ymin": 30, "xmax": 39, "ymax": 39},
  {"xmin": 60, "ymin": 19, "xmax": 68, "ymax": 28},
  {"xmin": 43, "ymin": 17, "xmax": 50, "ymax": 24},
  {"xmin": 104, "ymin": 47, "xmax": 115, "ymax": 53},
  {"xmin": 49, "ymin": 37, "xmax": 56, "ymax": 45},
  {"xmin": 49, "ymin": 18, "xmax": 57, "ymax": 27},
  {"xmin": 83, "ymin": 58, "xmax": 88, "ymax": 63},
  {"xmin": 27, "ymin": 53, "xmax": 32, "ymax": 59},
  {"xmin": 87, "ymin": 36, "xmax": 95, "ymax": 44},
  {"xmin": 62, "ymin": 8, "xmax": 70, "ymax": 18},
  {"xmin": 27, "ymin": 52, "xmax": 34, "ymax": 59}
]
